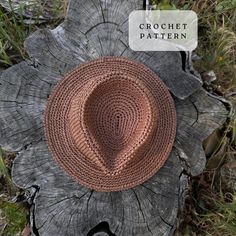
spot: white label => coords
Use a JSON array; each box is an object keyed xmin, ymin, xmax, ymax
[{"xmin": 129, "ymin": 10, "xmax": 198, "ymax": 51}]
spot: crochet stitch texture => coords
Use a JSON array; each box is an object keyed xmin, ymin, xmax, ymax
[{"xmin": 44, "ymin": 57, "xmax": 176, "ymax": 192}]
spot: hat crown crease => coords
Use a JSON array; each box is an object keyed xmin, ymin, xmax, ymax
[{"xmin": 68, "ymin": 72, "xmax": 158, "ymax": 176}]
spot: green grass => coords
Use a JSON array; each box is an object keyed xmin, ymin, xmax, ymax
[
  {"xmin": 0, "ymin": 5, "xmax": 34, "ymax": 66},
  {"xmin": 150, "ymin": 0, "xmax": 177, "ymax": 10},
  {"xmin": 185, "ymin": 0, "xmax": 236, "ymax": 88},
  {"xmin": 176, "ymin": 101, "xmax": 236, "ymax": 235},
  {"xmin": 0, "ymin": 150, "xmax": 28, "ymax": 236},
  {"xmin": 178, "ymin": 189, "xmax": 236, "ymax": 236},
  {"xmin": 0, "ymin": 0, "xmax": 67, "ymax": 68},
  {"xmin": 200, "ymin": 193, "xmax": 236, "ymax": 236},
  {"xmin": 151, "ymin": 0, "xmax": 236, "ymax": 87},
  {"xmin": 0, "ymin": 148, "xmax": 17, "ymax": 196},
  {"xmin": 0, "ymin": 201, "xmax": 28, "ymax": 235},
  {"xmin": 175, "ymin": 114, "xmax": 236, "ymax": 236},
  {"xmin": 0, "ymin": 148, "xmax": 11, "ymax": 182},
  {"xmin": 175, "ymin": 105, "xmax": 236, "ymax": 236},
  {"xmin": 149, "ymin": 2, "xmax": 236, "ymax": 235}
]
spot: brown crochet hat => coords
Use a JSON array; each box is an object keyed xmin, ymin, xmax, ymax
[{"xmin": 44, "ymin": 57, "xmax": 176, "ymax": 192}]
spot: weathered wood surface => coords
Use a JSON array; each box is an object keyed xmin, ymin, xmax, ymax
[{"xmin": 0, "ymin": 0, "xmax": 228, "ymax": 235}]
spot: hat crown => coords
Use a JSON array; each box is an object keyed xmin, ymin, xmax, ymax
[
  {"xmin": 69, "ymin": 72, "xmax": 157, "ymax": 176},
  {"xmin": 44, "ymin": 57, "xmax": 176, "ymax": 191}
]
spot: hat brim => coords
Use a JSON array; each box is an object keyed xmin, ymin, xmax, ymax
[{"xmin": 44, "ymin": 57, "xmax": 176, "ymax": 192}]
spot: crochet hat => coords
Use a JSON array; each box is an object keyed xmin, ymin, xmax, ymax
[{"xmin": 44, "ymin": 57, "xmax": 176, "ymax": 192}]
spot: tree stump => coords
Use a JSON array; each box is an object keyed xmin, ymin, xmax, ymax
[{"xmin": 0, "ymin": 0, "xmax": 228, "ymax": 235}]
